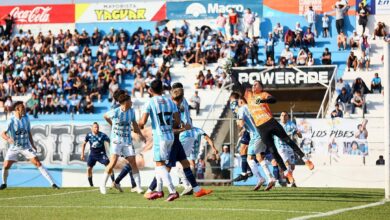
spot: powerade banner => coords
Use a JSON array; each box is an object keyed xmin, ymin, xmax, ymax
[
  {"xmin": 166, "ymin": 0, "xmax": 263, "ymax": 20},
  {"xmin": 0, "ymin": 4, "xmax": 75, "ymax": 24},
  {"xmin": 296, "ymin": 118, "xmax": 369, "ymax": 157},
  {"xmin": 75, "ymin": 1, "xmax": 166, "ymax": 23},
  {"xmin": 0, "ymin": 121, "xmax": 153, "ymax": 170},
  {"xmin": 231, "ymin": 66, "xmax": 336, "ymax": 89}
]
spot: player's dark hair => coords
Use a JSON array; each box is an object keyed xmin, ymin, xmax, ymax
[
  {"xmin": 172, "ymin": 82, "xmax": 184, "ymax": 89},
  {"xmin": 254, "ymin": 80, "xmax": 264, "ymax": 88},
  {"xmin": 230, "ymin": 92, "xmax": 240, "ymax": 99},
  {"xmin": 113, "ymin": 89, "xmax": 127, "ymax": 102},
  {"xmin": 13, "ymin": 101, "xmax": 24, "ymax": 110},
  {"xmin": 171, "ymin": 88, "xmax": 184, "ymax": 101},
  {"xmin": 238, "ymin": 95, "xmax": 247, "ymax": 104},
  {"xmin": 150, "ymin": 79, "xmax": 163, "ymax": 94},
  {"xmin": 93, "ymin": 122, "xmax": 99, "ymax": 126},
  {"xmin": 117, "ymin": 94, "xmax": 130, "ymax": 104}
]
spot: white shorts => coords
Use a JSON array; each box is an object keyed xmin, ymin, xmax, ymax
[
  {"xmin": 180, "ymin": 137, "xmax": 195, "ymax": 157},
  {"xmin": 110, "ymin": 142, "xmax": 135, "ymax": 158},
  {"xmin": 5, "ymin": 148, "xmax": 37, "ymax": 161},
  {"xmin": 248, "ymin": 135, "xmax": 266, "ymax": 155},
  {"xmin": 278, "ymin": 147, "xmax": 296, "ymax": 164},
  {"xmin": 153, "ymin": 139, "xmax": 174, "ymax": 162}
]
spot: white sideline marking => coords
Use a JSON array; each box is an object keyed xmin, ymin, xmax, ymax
[
  {"xmin": 289, "ymin": 199, "xmax": 388, "ymax": 220},
  {"xmin": 0, "ymin": 205, "xmax": 322, "ymax": 214},
  {"xmin": 0, "ymin": 189, "xmax": 97, "ymax": 201}
]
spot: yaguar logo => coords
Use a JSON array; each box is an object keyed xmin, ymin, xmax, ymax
[{"xmin": 95, "ymin": 8, "xmax": 146, "ymax": 21}]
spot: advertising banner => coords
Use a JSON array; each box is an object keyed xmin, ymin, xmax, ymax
[
  {"xmin": 296, "ymin": 118, "xmax": 369, "ymax": 157},
  {"xmin": 166, "ymin": 0, "xmax": 263, "ymax": 20},
  {"xmin": 0, "ymin": 121, "xmax": 154, "ymax": 170},
  {"xmin": 75, "ymin": 1, "xmax": 166, "ymax": 23},
  {"xmin": 299, "ymin": 0, "xmax": 323, "ymax": 15},
  {"xmin": 231, "ymin": 65, "xmax": 336, "ymax": 90},
  {"xmin": 375, "ymin": 0, "xmax": 390, "ymax": 14},
  {"xmin": 0, "ymin": 4, "xmax": 75, "ymax": 24}
]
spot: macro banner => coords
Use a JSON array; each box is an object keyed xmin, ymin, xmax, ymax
[
  {"xmin": 295, "ymin": 118, "xmax": 369, "ymax": 157},
  {"xmin": 0, "ymin": 121, "xmax": 154, "ymax": 170},
  {"xmin": 166, "ymin": 0, "xmax": 263, "ymax": 20},
  {"xmin": 231, "ymin": 65, "xmax": 336, "ymax": 90},
  {"xmin": 375, "ymin": 0, "xmax": 390, "ymax": 14},
  {"xmin": 75, "ymin": 1, "xmax": 166, "ymax": 23},
  {"xmin": 0, "ymin": 4, "xmax": 75, "ymax": 24}
]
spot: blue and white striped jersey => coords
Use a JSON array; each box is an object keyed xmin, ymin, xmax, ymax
[
  {"xmin": 193, "ymin": 127, "xmax": 206, "ymax": 150},
  {"xmin": 6, "ymin": 115, "xmax": 31, "ymax": 150},
  {"xmin": 143, "ymin": 95, "xmax": 178, "ymax": 140},
  {"xmin": 106, "ymin": 107, "xmax": 136, "ymax": 145},
  {"xmin": 274, "ymin": 121, "xmax": 298, "ymax": 150},
  {"xmin": 84, "ymin": 131, "xmax": 110, "ymax": 155},
  {"xmin": 179, "ymin": 98, "xmax": 196, "ymax": 139},
  {"xmin": 237, "ymin": 105, "xmax": 259, "ymax": 137}
]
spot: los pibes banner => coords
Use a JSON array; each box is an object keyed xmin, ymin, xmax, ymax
[{"xmin": 75, "ymin": 1, "xmax": 166, "ymax": 23}]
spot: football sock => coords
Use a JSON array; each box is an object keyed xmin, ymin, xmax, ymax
[
  {"xmin": 156, "ymin": 166, "xmax": 175, "ymax": 194},
  {"xmin": 115, "ymin": 164, "xmax": 131, "ymax": 184},
  {"xmin": 248, "ymin": 159, "xmax": 262, "ymax": 180},
  {"xmin": 260, "ymin": 160, "xmax": 273, "ymax": 180},
  {"xmin": 88, "ymin": 176, "xmax": 93, "ymax": 186},
  {"xmin": 2, "ymin": 168, "xmax": 8, "ymax": 184},
  {"xmin": 38, "ymin": 166, "xmax": 54, "ymax": 185}
]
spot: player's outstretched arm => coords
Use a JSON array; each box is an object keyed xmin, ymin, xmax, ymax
[
  {"xmin": 257, "ymin": 95, "xmax": 276, "ymax": 104},
  {"xmin": 132, "ymin": 120, "xmax": 146, "ymax": 143},
  {"xmin": 81, "ymin": 142, "xmax": 87, "ymax": 161},
  {"xmin": 104, "ymin": 114, "xmax": 112, "ymax": 126},
  {"xmin": 205, "ymin": 135, "xmax": 218, "ymax": 154},
  {"xmin": 1, "ymin": 131, "xmax": 14, "ymax": 144},
  {"xmin": 138, "ymin": 113, "xmax": 149, "ymax": 130}
]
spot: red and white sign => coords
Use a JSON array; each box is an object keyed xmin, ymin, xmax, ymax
[{"xmin": 0, "ymin": 4, "xmax": 75, "ymax": 24}]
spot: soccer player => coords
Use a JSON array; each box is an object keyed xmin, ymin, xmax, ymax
[
  {"xmin": 243, "ymin": 81, "xmax": 314, "ymax": 183},
  {"xmin": 81, "ymin": 122, "xmax": 115, "ymax": 187},
  {"xmin": 142, "ymin": 83, "xmax": 212, "ymax": 200},
  {"xmin": 138, "ymin": 79, "xmax": 181, "ymax": 201},
  {"xmin": 100, "ymin": 93, "xmax": 146, "ymax": 194},
  {"xmin": 236, "ymin": 96, "xmax": 275, "ymax": 191},
  {"xmin": 273, "ymin": 112, "xmax": 302, "ymax": 187},
  {"xmin": 230, "ymin": 92, "xmax": 252, "ymax": 182},
  {"xmin": 0, "ymin": 101, "xmax": 59, "ymax": 190}
]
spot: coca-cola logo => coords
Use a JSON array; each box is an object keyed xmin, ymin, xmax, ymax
[{"xmin": 10, "ymin": 6, "xmax": 52, "ymax": 23}]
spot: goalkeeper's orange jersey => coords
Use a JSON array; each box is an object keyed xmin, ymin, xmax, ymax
[{"xmin": 245, "ymin": 90, "xmax": 273, "ymax": 126}]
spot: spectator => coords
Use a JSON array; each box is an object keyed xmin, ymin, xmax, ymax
[
  {"xmin": 220, "ymin": 145, "xmax": 231, "ymax": 181},
  {"xmin": 26, "ymin": 93, "xmax": 40, "ymax": 118},
  {"xmin": 294, "ymin": 22, "xmax": 303, "ymax": 47},
  {"xmin": 373, "ymin": 22, "xmax": 387, "ymax": 40},
  {"xmin": 331, "ymin": 103, "xmax": 343, "ymax": 118},
  {"xmin": 351, "ymin": 90, "xmax": 367, "ymax": 114},
  {"xmin": 228, "ymin": 8, "xmax": 239, "ymax": 36},
  {"xmin": 357, "ymin": 2, "xmax": 369, "ymax": 35},
  {"xmin": 265, "ymin": 56, "xmax": 275, "ymax": 67},
  {"xmin": 204, "ymin": 69, "xmax": 215, "ymax": 88},
  {"xmin": 243, "ymin": 8, "xmax": 256, "ymax": 37},
  {"xmin": 307, "ymin": 52, "xmax": 315, "ymax": 66},
  {"xmin": 249, "ymin": 36, "xmax": 260, "ymax": 65},
  {"xmin": 132, "ymin": 73, "xmax": 145, "ymax": 98},
  {"xmin": 334, "ymin": 1, "xmax": 350, "ymax": 34},
  {"xmin": 321, "ymin": 48, "xmax": 332, "ymax": 65},
  {"xmin": 349, "ymin": 30, "xmax": 361, "ymax": 49},
  {"xmin": 189, "ymin": 90, "xmax": 201, "ymax": 115},
  {"xmin": 337, "ymin": 31, "xmax": 347, "ymax": 50},
  {"xmin": 207, "ymin": 153, "xmax": 221, "ymax": 181},
  {"xmin": 265, "ymin": 32, "xmax": 276, "ymax": 61},
  {"xmin": 280, "ymin": 45, "xmax": 294, "ymax": 66},
  {"xmin": 347, "ymin": 51, "xmax": 358, "ymax": 71},
  {"xmin": 84, "ymin": 95, "xmax": 94, "ymax": 114},
  {"xmin": 336, "ymin": 87, "xmax": 352, "ymax": 111},
  {"xmin": 108, "ymin": 79, "xmax": 119, "ymax": 102},
  {"xmin": 284, "ymin": 29, "xmax": 295, "ymax": 48},
  {"xmin": 376, "ymin": 155, "xmax": 385, "ymax": 165},
  {"xmin": 322, "ymin": 13, "xmax": 330, "ymax": 38},
  {"xmin": 273, "ymin": 23, "xmax": 284, "ymax": 42},
  {"xmin": 216, "ymin": 13, "xmax": 227, "ymax": 37},
  {"xmin": 296, "ymin": 48, "xmax": 308, "ymax": 66},
  {"xmin": 2, "ymin": 14, "xmax": 15, "ymax": 37},
  {"xmin": 4, "ymin": 96, "xmax": 12, "ymax": 115},
  {"xmin": 69, "ymin": 94, "xmax": 80, "ymax": 114},
  {"xmin": 303, "ymin": 28, "xmax": 315, "ymax": 47},
  {"xmin": 358, "ymin": 50, "xmax": 370, "ymax": 71},
  {"xmin": 57, "ymin": 95, "xmax": 68, "ymax": 113},
  {"xmin": 352, "ymin": 77, "xmax": 370, "ymax": 95},
  {"xmin": 336, "ymin": 78, "xmax": 352, "ymax": 95},
  {"xmin": 304, "ymin": 5, "xmax": 317, "ymax": 37},
  {"xmin": 360, "ymin": 35, "xmax": 370, "ymax": 54},
  {"xmin": 371, "ymin": 73, "xmax": 382, "ymax": 93}
]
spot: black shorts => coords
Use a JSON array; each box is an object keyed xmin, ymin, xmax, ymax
[
  {"xmin": 166, "ymin": 135, "xmax": 187, "ymax": 167},
  {"xmin": 221, "ymin": 169, "xmax": 230, "ymax": 179},
  {"xmin": 87, "ymin": 154, "xmax": 110, "ymax": 167},
  {"xmin": 240, "ymin": 130, "xmax": 250, "ymax": 145}
]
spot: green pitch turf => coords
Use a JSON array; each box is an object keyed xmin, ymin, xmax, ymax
[{"xmin": 0, "ymin": 187, "xmax": 388, "ymax": 220}]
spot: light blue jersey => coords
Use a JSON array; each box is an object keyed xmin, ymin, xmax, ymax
[
  {"xmin": 179, "ymin": 99, "xmax": 196, "ymax": 139},
  {"xmin": 6, "ymin": 115, "xmax": 31, "ymax": 150},
  {"xmin": 143, "ymin": 95, "xmax": 178, "ymax": 140},
  {"xmin": 237, "ymin": 105, "xmax": 259, "ymax": 137},
  {"xmin": 274, "ymin": 121, "xmax": 298, "ymax": 150},
  {"xmin": 106, "ymin": 107, "xmax": 136, "ymax": 145}
]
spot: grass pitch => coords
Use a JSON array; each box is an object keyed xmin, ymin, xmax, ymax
[{"xmin": 0, "ymin": 186, "xmax": 388, "ymax": 220}]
